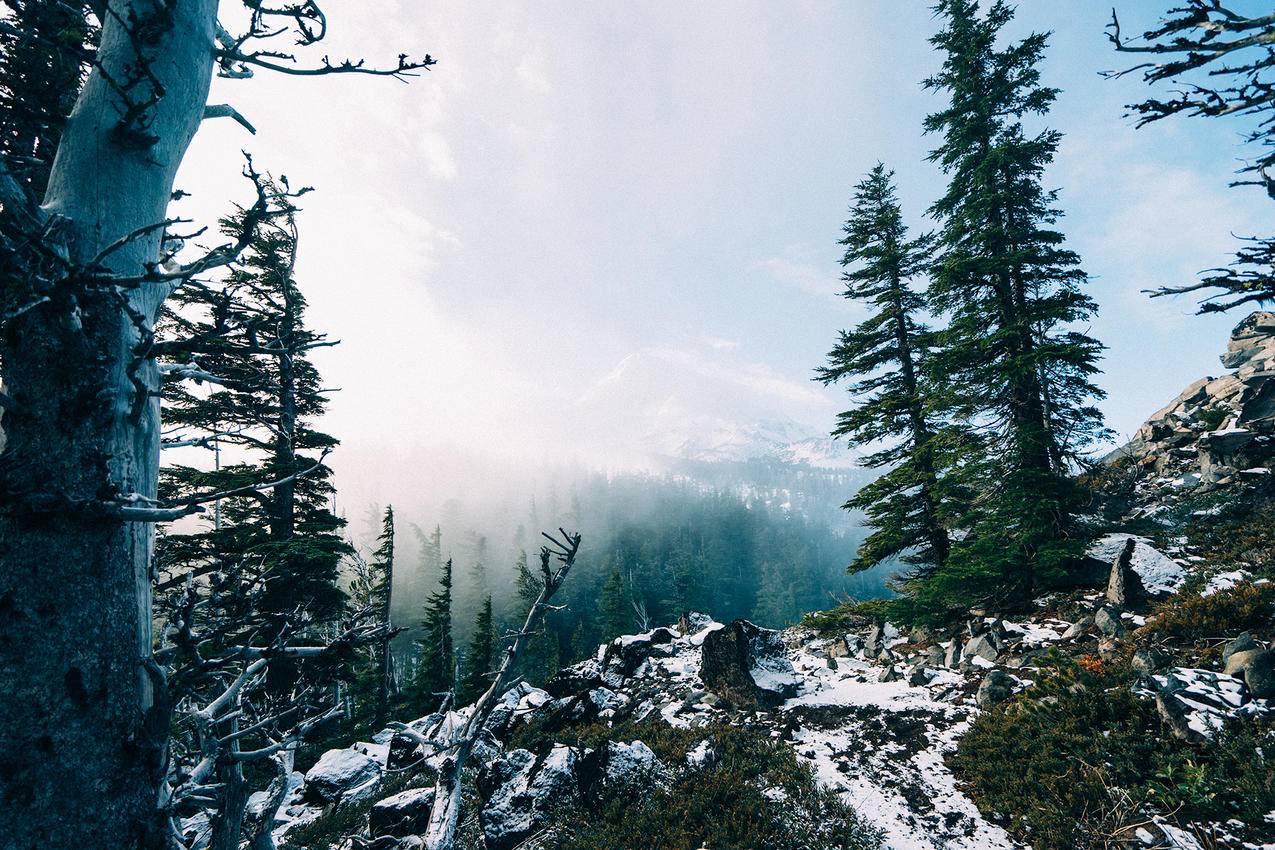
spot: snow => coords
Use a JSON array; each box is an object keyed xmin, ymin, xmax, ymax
[
  {"xmin": 1203, "ymin": 570, "xmax": 1253, "ymax": 596},
  {"xmin": 1087, "ymin": 533, "xmax": 1188, "ymax": 593}
]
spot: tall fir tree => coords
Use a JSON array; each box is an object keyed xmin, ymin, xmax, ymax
[
  {"xmin": 157, "ymin": 190, "xmax": 349, "ymax": 625},
  {"xmin": 411, "ymin": 557, "xmax": 455, "ymax": 711},
  {"xmin": 920, "ymin": 0, "xmax": 1107, "ymax": 607},
  {"xmin": 460, "ymin": 596, "xmax": 495, "ymax": 704},
  {"xmin": 369, "ymin": 505, "xmax": 396, "ymax": 727},
  {"xmin": 817, "ymin": 163, "xmax": 955, "ymax": 577},
  {"xmin": 599, "ymin": 570, "xmax": 630, "ymax": 641}
]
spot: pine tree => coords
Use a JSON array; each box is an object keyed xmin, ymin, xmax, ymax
[
  {"xmin": 411, "ymin": 557, "xmax": 455, "ymax": 711},
  {"xmin": 921, "ymin": 0, "xmax": 1107, "ymax": 607},
  {"xmin": 817, "ymin": 163, "xmax": 955, "ymax": 576},
  {"xmin": 460, "ymin": 596, "xmax": 494, "ymax": 704},
  {"xmin": 157, "ymin": 190, "xmax": 349, "ymax": 625},
  {"xmin": 512, "ymin": 549, "xmax": 560, "ymax": 685},
  {"xmin": 369, "ymin": 506, "xmax": 396, "ymax": 726},
  {"xmin": 599, "ymin": 570, "xmax": 630, "ymax": 641}
]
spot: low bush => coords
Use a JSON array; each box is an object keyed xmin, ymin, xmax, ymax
[
  {"xmin": 1135, "ymin": 581, "xmax": 1275, "ymax": 658},
  {"xmin": 952, "ymin": 657, "xmax": 1275, "ymax": 850}
]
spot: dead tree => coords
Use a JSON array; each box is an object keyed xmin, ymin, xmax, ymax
[
  {"xmin": 0, "ymin": 5, "xmax": 433, "ymax": 849},
  {"xmin": 1109, "ymin": 2, "xmax": 1275, "ymax": 311},
  {"xmin": 422, "ymin": 529, "xmax": 582, "ymax": 850}
]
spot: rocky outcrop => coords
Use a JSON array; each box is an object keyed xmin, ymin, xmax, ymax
[
  {"xmin": 698, "ymin": 619, "xmax": 801, "ymax": 708},
  {"xmin": 1109, "ymin": 311, "xmax": 1275, "ymax": 503},
  {"xmin": 302, "ymin": 746, "xmax": 382, "ymax": 805},
  {"xmin": 478, "ymin": 746, "xmax": 581, "ymax": 850}
]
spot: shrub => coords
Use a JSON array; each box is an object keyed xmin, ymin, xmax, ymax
[
  {"xmin": 1135, "ymin": 581, "xmax": 1275, "ymax": 656},
  {"xmin": 952, "ymin": 658, "xmax": 1275, "ymax": 850}
]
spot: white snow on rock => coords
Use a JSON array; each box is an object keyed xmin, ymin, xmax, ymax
[
  {"xmin": 303, "ymin": 747, "xmax": 382, "ymax": 804},
  {"xmin": 1203, "ymin": 569, "xmax": 1254, "ymax": 596},
  {"xmin": 1088, "ymin": 533, "xmax": 1187, "ymax": 594}
]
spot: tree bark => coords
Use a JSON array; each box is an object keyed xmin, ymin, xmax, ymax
[{"xmin": 0, "ymin": 3, "xmax": 218, "ymax": 849}]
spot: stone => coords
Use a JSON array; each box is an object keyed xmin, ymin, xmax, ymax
[
  {"xmin": 1131, "ymin": 648, "xmax": 1166, "ymax": 675},
  {"xmin": 1094, "ymin": 605, "xmax": 1126, "ymax": 637},
  {"xmin": 1106, "ymin": 537, "xmax": 1147, "ymax": 608},
  {"xmin": 976, "ymin": 670, "xmax": 1014, "ymax": 707},
  {"xmin": 1062, "ymin": 617, "xmax": 1093, "ymax": 640},
  {"xmin": 879, "ymin": 665, "xmax": 900, "ymax": 683},
  {"xmin": 369, "ymin": 787, "xmax": 435, "ymax": 839},
  {"xmin": 1224, "ymin": 648, "xmax": 1275, "ymax": 699},
  {"xmin": 924, "ymin": 645, "xmax": 946, "ymax": 668},
  {"xmin": 944, "ymin": 640, "xmax": 963, "ymax": 669},
  {"xmin": 908, "ymin": 665, "xmax": 932, "ymax": 687},
  {"xmin": 963, "ymin": 633, "xmax": 1000, "ymax": 663},
  {"xmin": 678, "ymin": 611, "xmax": 716, "ymax": 636},
  {"xmin": 603, "ymin": 628, "xmax": 678, "ymax": 676},
  {"xmin": 864, "ymin": 623, "xmax": 884, "ymax": 657},
  {"xmin": 825, "ymin": 636, "xmax": 852, "ymax": 660},
  {"xmin": 479, "ymin": 745, "xmax": 581, "ymax": 850},
  {"xmin": 303, "ymin": 748, "xmax": 381, "ymax": 804},
  {"xmin": 602, "ymin": 740, "xmax": 669, "ymax": 788},
  {"xmin": 1222, "ymin": 632, "xmax": 1260, "ymax": 665},
  {"xmin": 698, "ymin": 619, "xmax": 801, "ymax": 709}
]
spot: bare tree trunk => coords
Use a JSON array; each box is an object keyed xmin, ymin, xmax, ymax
[{"xmin": 0, "ymin": 4, "xmax": 218, "ymax": 849}]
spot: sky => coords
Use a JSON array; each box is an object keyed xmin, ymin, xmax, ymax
[{"xmin": 173, "ymin": 1, "xmax": 1273, "ymax": 512}]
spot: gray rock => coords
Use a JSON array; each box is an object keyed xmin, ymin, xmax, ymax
[
  {"xmin": 924, "ymin": 645, "xmax": 946, "ymax": 668},
  {"xmin": 976, "ymin": 670, "xmax": 1014, "ymax": 707},
  {"xmin": 1106, "ymin": 537, "xmax": 1147, "ymax": 608},
  {"xmin": 944, "ymin": 640, "xmax": 963, "ymax": 669},
  {"xmin": 1223, "ymin": 632, "xmax": 1260, "ymax": 665},
  {"xmin": 1131, "ymin": 648, "xmax": 1166, "ymax": 675},
  {"xmin": 1094, "ymin": 605, "xmax": 1126, "ymax": 637},
  {"xmin": 479, "ymin": 745, "xmax": 581, "ymax": 850},
  {"xmin": 908, "ymin": 665, "xmax": 932, "ymax": 687},
  {"xmin": 603, "ymin": 740, "xmax": 669, "ymax": 788},
  {"xmin": 879, "ymin": 665, "xmax": 901, "ymax": 683},
  {"xmin": 864, "ymin": 623, "xmax": 884, "ymax": 657},
  {"xmin": 963, "ymin": 633, "xmax": 1000, "ymax": 663},
  {"xmin": 699, "ymin": 619, "xmax": 801, "ymax": 709},
  {"xmin": 1224, "ymin": 648, "xmax": 1275, "ymax": 699},
  {"xmin": 1061, "ymin": 617, "xmax": 1093, "ymax": 640},
  {"xmin": 369, "ymin": 787, "xmax": 435, "ymax": 838},
  {"xmin": 303, "ymin": 748, "xmax": 382, "ymax": 804},
  {"xmin": 1154, "ymin": 679, "xmax": 1197, "ymax": 741},
  {"xmin": 677, "ymin": 611, "xmax": 716, "ymax": 636}
]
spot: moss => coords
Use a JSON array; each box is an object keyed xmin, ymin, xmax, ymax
[{"xmin": 951, "ymin": 657, "xmax": 1275, "ymax": 850}]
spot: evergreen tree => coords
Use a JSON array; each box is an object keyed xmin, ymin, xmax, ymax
[
  {"xmin": 369, "ymin": 505, "xmax": 396, "ymax": 727},
  {"xmin": 511, "ymin": 550, "xmax": 560, "ymax": 685},
  {"xmin": 157, "ymin": 190, "xmax": 348, "ymax": 624},
  {"xmin": 817, "ymin": 163, "xmax": 955, "ymax": 576},
  {"xmin": 411, "ymin": 557, "xmax": 455, "ymax": 711},
  {"xmin": 599, "ymin": 570, "xmax": 630, "ymax": 641},
  {"xmin": 460, "ymin": 596, "xmax": 494, "ymax": 704},
  {"xmin": 919, "ymin": 0, "xmax": 1106, "ymax": 607}
]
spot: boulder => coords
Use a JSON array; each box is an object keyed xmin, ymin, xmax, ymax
[
  {"xmin": 369, "ymin": 787, "xmax": 435, "ymax": 839},
  {"xmin": 544, "ymin": 659, "xmax": 603, "ymax": 699},
  {"xmin": 303, "ymin": 748, "xmax": 381, "ymax": 805},
  {"xmin": 1061, "ymin": 617, "xmax": 1093, "ymax": 640},
  {"xmin": 1131, "ymin": 648, "xmax": 1166, "ymax": 675},
  {"xmin": 1094, "ymin": 605, "xmax": 1126, "ymax": 637},
  {"xmin": 864, "ymin": 623, "xmax": 884, "ymax": 657},
  {"xmin": 1086, "ymin": 535, "xmax": 1185, "ymax": 596},
  {"xmin": 602, "ymin": 740, "xmax": 669, "ymax": 788},
  {"xmin": 1224, "ymin": 647, "xmax": 1275, "ymax": 699},
  {"xmin": 924, "ymin": 645, "xmax": 946, "ymax": 668},
  {"xmin": 908, "ymin": 665, "xmax": 932, "ymax": 687},
  {"xmin": 479, "ymin": 745, "xmax": 581, "ymax": 850},
  {"xmin": 943, "ymin": 640, "xmax": 962, "ymax": 669},
  {"xmin": 677, "ymin": 611, "xmax": 716, "ymax": 636},
  {"xmin": 976, "ymin": 670, "xmax": 1014, "ymax": 707},
  {"xmin": 1106, "ymin": 537, "xmax": 1147, "ymax": 609},
  {"xmin": 1222, "ymin": 632, "xmax": 1260, "ymax": 665},
  {"xmin": 963, "ymin": 633, "xmax": 999, "ymax": 663},
  {"xmin": 699, "ymin": 619, "xmax": 801, "ymax": 709},
  {"xmin": 603, "ymin": 628, "xmax": 678, "ymax": 676}
]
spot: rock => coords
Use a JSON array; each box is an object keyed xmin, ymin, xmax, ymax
[
  {"xmin": 963, "ymin": 633, "xmax": 999, "ymax": 663},
  {"xmin": 864, "ymin": 623, "xmax": 884, "ymax": 657},
  {"xmin": 603, "ymin": 628, "xmax": 678, "ymax": 676},
  {"xmin": 303, "ymin": 747, "xmax": 381, "ymax": 804},
  {"xmin": 678, "ymin": 611, "xmax": 715, "ymax": 636},
  {"xmin": 602, "ymin": 740, "xmax": 669, "ymax": 788},
  {"xmin": 1224, "ymin": 648, "xmax": 1275, "ymax": 699},
  {"xmin": 944, "ymin": 640, "xmax": 963, "ymax": 669},
  {"xmin": 685, "ymin": 739, "xmax": 715, "ymax": 770},
  {"xmin": 1223, "ymin": 632, "xmax": 1260, "ymax": 665},
  {"xmin": 1062, "ymin": 617, "xmax": 1093, "ymax": 639},
  {"xmin": 1094, "ymin": 605, "xmax": 1126, "ymax": 637},
  {"xmin": 924, "ymin": 645, "xmax": 946, "ymax": 668},
  {"xmin": 544, "ymin": 659, "xmax": 604, "ymax": 698},
  {"xmin": 976, "ymin": 670, "xmax": 1014, "ymax": 707},
  {"xmin": 369, "ymin": 787, "xmax": 435, "ymax": 838},
  {"xmin": 1131, "ymin": 648, "xmax": 1166, "ymax": 675},
  {"xmin": 1106, "ymin": 537, "xmax": 1147, "ymax": 608},
  {"xmin": 699, "ymin": 619, "xmax": 801, "ymax": 709},
  {"xmin": 908, "ymin": 665, "xmax": 932, "ymax": 687},
  {"xmin": 479, "ymin": 745, "xmax": 581, "ymax": 850},
  {"xmin": 1154, "ymin": 679, "xmax": 1197, "ymax": 741},
  {"xmin": 879, "ymin": 665, "xmax": 901, "ymax": 683},
  {"xmin": 825, "ymin": 636, "xmax": 852, "ymax": 660},
  {"xmin": 1085, "ymin": 535, "xmax": 1185, "ymax": 596}
]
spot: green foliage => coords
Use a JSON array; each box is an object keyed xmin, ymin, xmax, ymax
[
  {"xmin": 460, "ymin": 595, "xmax": 495, "ymax": 704},
  {"xmin": 512, "ymin": 722, "xmax": 882, "ymax": 850},
  {"xmin": 409, "ymin": 557, "xmax": 455, "ymax": 713},
  {"xmin": 952, "ymin": 657, "xmax": 1275, "ymax": 850},
  {"xmin": 900, "ymin": 0, "xmax": 1106, "ymax": 610},
  {"xmin": 1135, "ymin": 582, "xmax": 1275, "ymax": 656},
  {"xmin": 599, "ymin": 570, "xmax": 631, "ymax": 641},
  {"xmin": 817, "ymin": 163, "xmax": 957, "ymax": 575}
]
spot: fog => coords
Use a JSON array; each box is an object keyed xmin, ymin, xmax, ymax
[{"xmin": 169, "ymin": 0, "xmax": 1271, "ymax": 531}]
